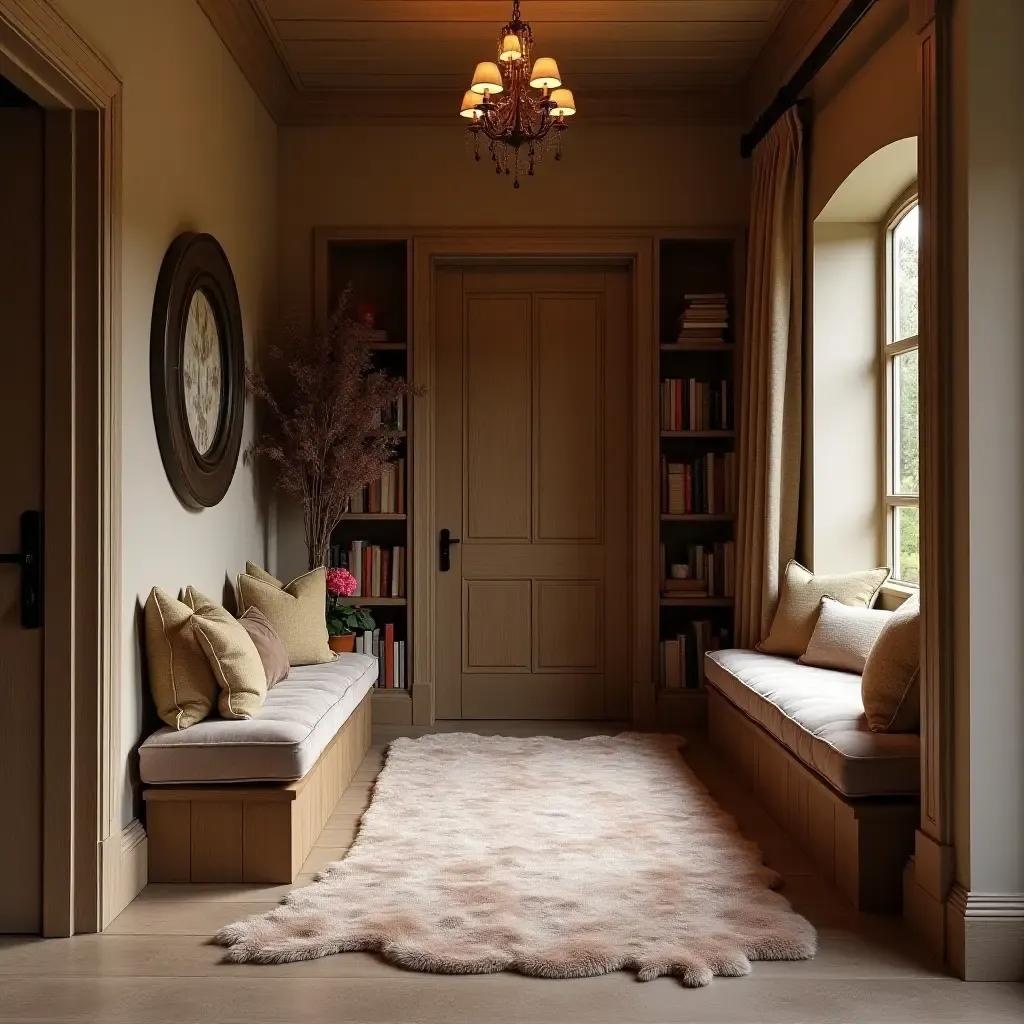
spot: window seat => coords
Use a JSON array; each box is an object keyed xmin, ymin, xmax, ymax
[
  {"xmin": 704, "ymin": 649, "xmax": 920, "ymax": 798},
  {"xmin": 703, "ymin": 649, "xmax": 919, "ymax": 912},
  {"xmin": 141, "ymin": 655, "xmax": 376, "ymax": 884}
]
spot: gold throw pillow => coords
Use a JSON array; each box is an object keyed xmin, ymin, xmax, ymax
[
  {"xmin": 757, "ymin": 560, "xmax": 891, "ymax": 659},
  {"xmin": 237, "ymin": 564, "xmax": 334, "ymax": 667},
  {"xmin": 799, "ymin": 597, "xmax": 892, "ymax": 674},
  {"xmin": 184, "ymin": 588, "xmax": 267, "ymax": 720},
  {"xmin": 144, "ymin": 587, "xmax": 217, "ymax": 730},
  {"xmin": 861, "ymin": 592, "xmax": 920, "ymax": 733}
]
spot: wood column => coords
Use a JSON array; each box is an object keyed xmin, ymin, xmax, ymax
[{"xmin": 904, "ymin": 0, "xmax": 956, "ymax": 957}]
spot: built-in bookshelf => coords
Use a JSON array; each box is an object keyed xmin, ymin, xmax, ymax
[
  {"xmin": 322, "ymin": 238, "xmax": 414, "ymax": 722},
  {"xmin": 657, "ymin": 238, "xmax": 739, "ymax": 723}
]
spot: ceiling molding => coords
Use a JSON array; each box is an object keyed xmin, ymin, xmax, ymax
[{"xmin": 196, "ymin": 0, "xmax": 296, "ymax": 122}]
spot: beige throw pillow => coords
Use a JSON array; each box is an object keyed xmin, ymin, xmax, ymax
[
  {"xmin": 237, "ymin": 563, "xmax": 334, "ymax": 667},
  {"xmin": 144, "ymin": 587, "xmax": 218, "ymax": 730},
  {"xmin": 184, "ymin": 588, "xmax": 268, "ymax": 719},
  {"xmin": 757, "ymin": 560, "xmax": 891, "ymax": 659},
  {"xmin": 799, "ymin": 597, "xmax": 892, "ymax": 674},
  {"xmin": 862, "ymin": 592, "xmax": 920, "ymax": 733}
]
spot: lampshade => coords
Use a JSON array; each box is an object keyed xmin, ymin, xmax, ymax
[
  {"xmin": 499, "ymin": 34, "xmax": 522, "ymax": 62},
  {"xmin": 529, "ymin": 57, "xmax": 561, "ymax": 89},
  {"xmin": 470, "ymin": 61, "xmax": 504, "ymax": 95},
  {"xmin": 460, "ymin": 90, "xmax": 482, "ymax": 118},
  {"xmin": 550, "ymin": 88, "xmax": 576, "ymax": 116}
]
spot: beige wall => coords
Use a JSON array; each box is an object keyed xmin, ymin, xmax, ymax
[
  {"xmin": 274, "ymin": 122, "xmax": 750, "ymax": 579},
  {"xmin": 809, "ymin": 222, "xmax": 880, "ymax": 573},
  {"xmin": 949, "ymin": 0, "xmax": 1024, "ymax": 899},
  {"xmin": 808, "ymin": 1, "xmax": 920, "ymax": 219},
  {"xmin": 55, "ymin": 0, "xmax": 278, "ymax": 827}
]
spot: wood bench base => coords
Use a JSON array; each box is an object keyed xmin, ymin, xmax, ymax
[
  {"xmin": 708, "ymin": 687, "xmax": 918, "ymax": 912},
  {"xmin": 143, "ymin": 690, "xmax": 372, "ymax": 884}
]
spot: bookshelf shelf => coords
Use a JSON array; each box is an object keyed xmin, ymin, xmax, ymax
[
  {"xmin": 323, "ymin": 235, "xmax": 413, "ymax": 724},
  {"xmin": 656, "ymin": 237, "xmax": 739, "ymax": 704},
  {"xmin": 660, "ymin": 596, "xmax": 734, "ymax": 608},
  {"xmin": 661, "ymin": 430, "xmax": 735, "ymax": 439},
  {"xmin": 661, "ymin": 514, "xmax": 735, "ymax": 523},
  {"xmin": 660, "ymin": 342, "xmax": 735, "ymax": 353}
]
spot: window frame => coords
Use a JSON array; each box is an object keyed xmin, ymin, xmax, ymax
[{"xmin": 879, "ymin": 185, "xmax": 920, "ymax": 587}]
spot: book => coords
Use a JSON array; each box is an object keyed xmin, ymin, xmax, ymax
[
  {"xmin": 660, "ymin": 379, "xmax": 731, "ymax": 432},
  {"xmin": 384, "ymin": 623, "xmax": 395, "ymax": 688},
  {"xmin": 661, "ymin": 454, "xmax": 737, "ymax": 516}
]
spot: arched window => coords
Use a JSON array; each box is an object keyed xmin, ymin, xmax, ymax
[{"xmin": 882, "ymin": 193, "xmax": 919, "ymax": 584}]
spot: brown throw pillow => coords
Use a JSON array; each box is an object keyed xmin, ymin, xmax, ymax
[
  {"xmin": 238, "ymin": 607, "xmax": 290, "ymax": 687},
  {"xmin": 757, "ymin": 560, "xmax": 891, "ymax": 659},
  {"xmin": 185, "ymin": 588, "xmax": 267, "ymax": 720},
  {"xmin": 861, "ymin": 592, "xmax": 920, "ymax": 733},
  {"xmin": 236, "ymin": 563, "xmax": 334, "ymax": 667},
  {"xmin": 144, "ymin": 587, "xmax": 217, "ymax": 730},
  {"xmin": 799, "ymin": 597, "xmax": 891, "ymax": 674}
]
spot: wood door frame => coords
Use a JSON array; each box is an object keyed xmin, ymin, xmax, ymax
[
  {"xmin": 413, "ymin": 233, "xmax": 656, "ymax": 727},
  {"xmin": 0, "ymin": 0, "xmax": 122, "ymax": 934}
]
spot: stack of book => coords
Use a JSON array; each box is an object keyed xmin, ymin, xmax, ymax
[
  {"xmin": 660, "ymin": 619, "xmax": 731, "ymax": 690},
  {"xmin": 347, "ymin": 460, "xmax": 405, "ymax": 515},
  {"xmin": 674, "ymin": 293, "xmax": 730, "ymax": 343},
  {"xmin": 355, "ymin": 624, "xmax": 408, "ymax": 689},
  {"xmin": 329, "ymin": 542, "xmax": 406, "ymax": 598},
  {"xmin": 364, "ymin": 328, "xmax": 389, "ymax": 345},
  {"xmin": 661, "ymin": 541, "xmax": 735, "ymax": 598},
  {"xmin": 660, "ymin": 378, "xmax": 731, "ymax": 431},
  {"xmin": 661, "ymin": 453, "xmax": 736, "ymax": 515}
]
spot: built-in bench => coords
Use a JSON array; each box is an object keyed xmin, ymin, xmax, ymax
[
  {"xmin": 141, "ymin": 654, "xmax": 376, "ymax": 884},
  {"xmin": 704, "ymin": 649, "xmax": 919, "ymax": 912}
]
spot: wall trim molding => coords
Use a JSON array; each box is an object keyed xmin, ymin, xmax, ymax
[
  {"xmin": 100, "ymin": 819, "xmax": 147, "ymax": 930},
  {"xmin": 946, "ymin": 884, "xmax": 1024, "ymax": 981}
]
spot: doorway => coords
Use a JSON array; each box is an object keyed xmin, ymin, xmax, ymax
[
  {"xmin": 0, "ymin": 76, "xmax": 45, "ymax": 934},
  {"xmin": 433, "ymin": 263, "xmax": 632, "ymax": 720}
]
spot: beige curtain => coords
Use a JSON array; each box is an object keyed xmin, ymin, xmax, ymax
[{"xmin": 735, "ymin": 107, "xmax": 805, "ymax": 649}]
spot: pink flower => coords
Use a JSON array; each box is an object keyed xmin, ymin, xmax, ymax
[{"xmin": 326, "ymin": 567, "xmax": 358, "ymax": 598}]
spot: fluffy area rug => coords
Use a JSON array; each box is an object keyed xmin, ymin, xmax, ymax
[{"xmin": 215, "ymin": 733, "xmax": 816, "ymax": 986}]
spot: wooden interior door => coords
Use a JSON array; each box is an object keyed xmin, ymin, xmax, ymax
[
  {"xmin": 0, "ymin": 104, "xmax": 45, "ymax": 932},
  {"xmin": 435, "ymin": 264, "xmax": 631, "ymax": 719}
]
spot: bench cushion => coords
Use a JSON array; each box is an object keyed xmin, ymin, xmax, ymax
[
  {"xmin": 705, "ymin": 649, "xmax": 919, "ymax": 798},
  {"xmin": 140, "ymin": 654, "xmax": 377, "ymax": 784}
]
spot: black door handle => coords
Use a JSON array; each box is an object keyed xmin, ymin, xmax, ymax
[
  {"xmin": 0, "ymin": 510, "xmax": 43, "ymax": 629},
  {"xmin": 439, "ymin": 528, "xmax": 461, "ymax": 572}
]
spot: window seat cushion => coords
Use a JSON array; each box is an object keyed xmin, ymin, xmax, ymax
[
  {"xmin": 704, "ymin": 649, "xmax": 919, "ymax": 798},
  {"xmin": 139, "ymin": 654, "xmax": 377, "ymax": 784}
]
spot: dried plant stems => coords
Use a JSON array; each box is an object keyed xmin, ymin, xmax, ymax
[{"xmin": 247, "ymin": 290, "xmax": 419, "ymax": 570}]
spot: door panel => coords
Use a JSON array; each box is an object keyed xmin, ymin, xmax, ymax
[
  {"xmin": 435, "ymin": 265, "xmax": 630, "ymax": 720},
  {"xmin": 0, "ymin": 107, "xmax": 45, "ymax": 933}
]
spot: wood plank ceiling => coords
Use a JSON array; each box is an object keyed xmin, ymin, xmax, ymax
[{"xmin": 200, "ymin": 0, "xmax": 809, "ymax": 123}]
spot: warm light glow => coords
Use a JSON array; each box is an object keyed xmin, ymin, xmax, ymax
[
  {"xmin": 529, "ymin": 57, "xmax": 561, "ymax": 89},
  {"xmin": 460, "ymin": 90, "xmax": 483, "ymax": 118},
  {"xmin": 471, "ymin": 61, "xmax": 504, "ymax": 95},
  {"xmin": 499, "ymin": 34, "xmax": 522, "ymax": 62},
  {"xmin": 550, "ymin": 88, "xmax": 576, "ymax": 116}
]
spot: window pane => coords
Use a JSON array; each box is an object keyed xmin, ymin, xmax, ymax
[
  {"xmin": 892, "ymin": 349, "xmax": 919, "ymax": 495},
  {"xmin": 892, "ymin": 204, "xmax": 919, "ymax": 342},
  {"xmin": 893, "ymin": 505, "xmax": 920, "ymax": 585}
]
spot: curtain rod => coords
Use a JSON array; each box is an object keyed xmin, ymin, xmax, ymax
[{"xmin": 740, "ymin": 0, "xmax": 880, "ymax": 158}]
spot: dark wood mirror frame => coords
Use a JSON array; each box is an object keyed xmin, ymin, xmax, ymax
[{"xmin": 150, "ymin": 232, "xmax": 244, "ymax": 509}]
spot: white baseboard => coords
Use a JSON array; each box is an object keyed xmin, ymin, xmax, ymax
[
  {"xmin": 946, "ymin": 884, "xmax": 1024, "ymax": 981},
  {"xmin": 100, "ymin": 819, "xmax": 147, "ymax": 929}
]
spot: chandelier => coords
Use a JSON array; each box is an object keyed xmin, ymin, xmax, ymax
[{"xmin": 459, "ymin": 0, "xmax": 576, "ymax": 188}]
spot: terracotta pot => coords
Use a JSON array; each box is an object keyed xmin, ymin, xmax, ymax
[{"xmin": 329, "ymin": 633, "xmax": 356, "ymax": 654}]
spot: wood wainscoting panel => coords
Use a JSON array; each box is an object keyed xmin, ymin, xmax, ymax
[
  {"xmin": 534, "ymin": 580, "xmax": 603, "ymax": 673},
  {"xmin": 463, "ymin": 580, "xmax": 531, "ymax": 672},
  {"xmin": 534, "ymin": 294, "xmax": 603, "ymax": 543},
  {"xmin": 464, "ymin": 294, "xmax": 532, "ymax": 543}
]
